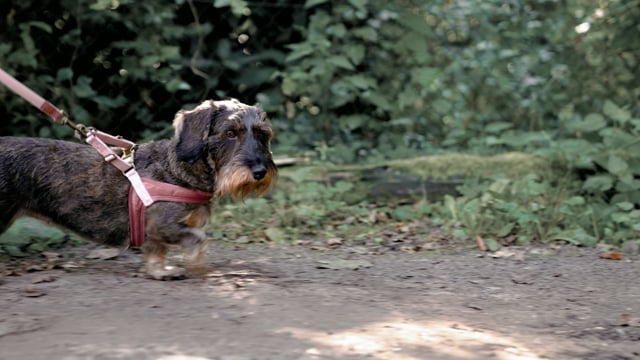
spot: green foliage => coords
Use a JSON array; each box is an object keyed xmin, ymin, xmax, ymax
[
  {"xmin": 0, "ymin": 217, "xmax": 84, "ymax": 257},
  {"xmin": 210, "ymin": 168, "xmax": 358, "ymax": 242},
  {"xmin": 277, "ymin": 0, "xmax": 640, "ymax": 246},
  {"xmin": 208, "ymin": 167, "xmax": 440, "ymax": 245},
  {"xmin": 1, "ymin": 1, "xmax": 639, "ymax": 248},
  {"xmin": 0, "ymin": 0, "xmax": 297, "ymax": 139},
  {"xmin": 279, "ymin": 0, "xmax": 639, "ymax": 159},
  {"xmin": 542, "ymin": 100, "xmax": 640, "ymax": 244},
  {"xmin": 277, "ymin": 0, "xmax": 446, "ymax": 160},
  {"xmin": 442, "ymin": 94, "xmax": 640, "ymax": 246},
  {"xmin": 446, "ymin": 174, "xmax": 597, "ymax": 246}
]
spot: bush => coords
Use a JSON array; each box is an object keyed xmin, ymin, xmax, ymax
[
  {"xmin": 277, "ymin": 0, "xmax": 640, "ymax": 245},
  {"xmin": 1, "ymin": 0, "xmax": 639, "ymax": 246},
  {"xmin": 0, "ymin": 0, "xmax": 298, "ymax": 140}
]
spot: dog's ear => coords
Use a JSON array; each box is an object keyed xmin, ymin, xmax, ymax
[{"xmin": 173, "ymin": 101, "xmax": 215, "ymax": 163}]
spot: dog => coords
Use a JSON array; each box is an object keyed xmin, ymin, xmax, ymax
[{"xmin": 0, "ymin": 99, "xmax": 277, "ymax": 279}]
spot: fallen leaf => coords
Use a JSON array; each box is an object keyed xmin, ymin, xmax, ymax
[
  {"xmin": 511, "ymin": 275, "xmax": 534, "ymax": 285},
  {"xmin": 316, "ymin": 259, "xmax": 373, "ymax": 270},
  {"xmin": 490, "ymin": 249, "xmax": 515, "ymax": 258},
  {"xmin": 399, "ymin": 245, "xmax": 420, "ymax": 253},
  {"xmin": 489, "ymin": 248, "xmax": 525, "ymax": 261},
  {"xmin": 42, "ymin": 252, "xmax": 61, "ymax": 261},
  {"xmin": 86, "ymin": 248, "xmax": 120, "ymax": 260},
  {"xmin": 347, "ymin": 246, "xmax": 369, "ymax": 255},
  {"xmin": 476, "ymin": 235, "xmax": 487, "ymax": 251},
  {"xmin": 32, "ymin": 275, "xmax": 56, "ymax": 284},
  {"xmin": 337, "ymin": 216, "xmax": 356, "ymax": 225},
  {"xmin": 326, "ymin": 238, "xmax": 343, "ymax": 247},
  {"xmin": 529, "ymin": 248, "xmax": 555, "ymax": 256},
  {"xmin": 23, "ymin": 287, "xmax": 46, "ymax": 298},
  {"xmin": 599, "ymin": 251, "xmax": 623, "ymax": 260},
  {"xmin": 6, "ymin": 269, "xmax": 23, "ymax": 277},
  {"xmin": 234, "ymin": 236, "xmax": 252, "ymax": 244},
  {"xmin": 26, "ymin": 264, "xmax": 44, "ymax": 272},
  {"xmin": 421, "ymin": 242, "xmax": 438, "ymax": 250},
  {"xmin": 58, "ymin": 261, "xmax": 83, "ymax": 271}
]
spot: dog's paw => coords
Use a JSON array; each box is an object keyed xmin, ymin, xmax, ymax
[{"xmin": 146, "ymin": 266, "xmax": 187, "ymax": 281}]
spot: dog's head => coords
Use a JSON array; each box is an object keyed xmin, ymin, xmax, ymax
[{"xmin": 172, "ymin": 99, "xmax": 277, "ymax": 198}]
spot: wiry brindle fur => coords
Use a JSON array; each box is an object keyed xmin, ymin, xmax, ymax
[{"xmin": 0, "ymin": 99, "xmax": 277, "ymax": 279}]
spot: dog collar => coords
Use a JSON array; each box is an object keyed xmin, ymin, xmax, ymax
[{"xmin": 128, "ymin": 177, "xmax": 212, "ymax": 247}]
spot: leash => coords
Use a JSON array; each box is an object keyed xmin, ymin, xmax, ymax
[
  {"xmin": 0, "ymin": 67, "xmax": 212, "ymax": 246},
  {"xmin": 0, "ymin": 67, "xmax": 86, "ymax": 136}
]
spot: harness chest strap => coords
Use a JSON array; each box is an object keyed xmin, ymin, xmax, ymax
[
  {"xmin": 128, "ymin": 177, "xmax": 212, "ymax": 247},
  {"xmin": 84, "ymin": 129, "xmax": 212, "ymax": 246}
]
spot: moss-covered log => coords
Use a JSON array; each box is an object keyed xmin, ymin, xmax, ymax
[{"xmin": 279, "ymin": 152, "xmax": 554, "ymax": 203}]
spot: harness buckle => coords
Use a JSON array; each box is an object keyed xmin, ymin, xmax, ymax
[{"xmin": 124, "ymin": 168, "xmax": 154, "ymax": 207}]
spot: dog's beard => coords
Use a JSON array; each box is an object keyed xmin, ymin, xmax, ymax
[{"xmin": 214, "ymin": 164, "xmax": 275, "ymax": 199}]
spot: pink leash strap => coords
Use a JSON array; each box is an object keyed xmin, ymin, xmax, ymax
[
  {"xmin": 0, "ymin": 67, "xmax": 65, "ymax": 122},
  {"xmin": 128, "ymin": 177, "xmax": 212, "ymax": 247}
]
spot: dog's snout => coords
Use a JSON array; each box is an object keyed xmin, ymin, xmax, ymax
[{"xmin": 251, "ymin": 164, "xmax": 267, "ymax": 180}]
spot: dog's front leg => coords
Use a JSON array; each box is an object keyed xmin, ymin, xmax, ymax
[
  {"xmin": 142, "ymin": 241, "xmax": 186, "ymax": 280},
  {"xmin": 178, "ymin": 207, "xmax": 210, "ymax": 277},
  {"xmin": 181, "ymin": 228, "xmax": 208, "ymax": 277}
]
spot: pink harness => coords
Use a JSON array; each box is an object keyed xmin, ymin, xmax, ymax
[
  {"xmin": 85, "ymin": 126, "xmax": 213, "ymax": 247},
  {"xmin": 0, "ymin": 67, "xmax": 213, "ymax": 247},
  {"xmin": 128, "ymin": 177, "xmax": 212, "ymax": 247}
]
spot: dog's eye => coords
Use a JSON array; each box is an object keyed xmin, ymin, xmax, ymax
[{"xmin": 225, "ymin": 130, "xmax": 237, "ymax": 139}]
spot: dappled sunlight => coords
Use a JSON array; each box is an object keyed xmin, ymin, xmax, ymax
[
  {"xmin": 203, "ymin": 274, "xmax": 259, "ymax": 300},
  {"xmin": 574, "ymin": 22, "xmax": 590, "ymax": 34},
  {"xmin": 574, "ymin": 7, "xmax": 605, "ymax": 34},
  {"xmin": 279, "ymin": 319, "xmax": 544, "ymax": 360}
]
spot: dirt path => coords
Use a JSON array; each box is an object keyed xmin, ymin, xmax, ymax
[{"xmin": 1, "ymin": 243, "xmax": 639, "ymax": 360}]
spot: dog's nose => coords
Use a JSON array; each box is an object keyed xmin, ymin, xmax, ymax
[{"xmin": 251, "ymin": 165, "xmax": 267, "ymax": 180}]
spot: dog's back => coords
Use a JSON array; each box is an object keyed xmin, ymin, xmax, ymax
[{"xmin": 0, "ymin": 136, "xmax": 130, "ymax": 245}]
